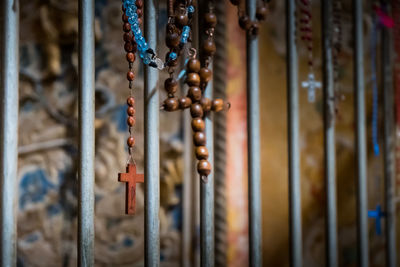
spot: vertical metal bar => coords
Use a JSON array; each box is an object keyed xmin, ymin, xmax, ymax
[
  {"xmin": 381, "ymin": 15, "xmax": 397, "ymax": 267},
  {"xmin": 78, "ymin": 0, "xmax": 95, "ymax": 265},
  {"xmin": 353, "ymin": 0, "xmax": 368, "ymax": 266},
  {"xmin": 246, "ymin": 0, "xmax": 262, "ymax": 266},
  {"xmin": 321, "ymin": 1, "xmax": 338, "ymax": 266},
  {"xmin": 198, "ymin": 2, "xmax": 215, "ymax": 266},
  {"xmin": 0, "ymin": 0, "xmax": 19, "ymax": 265},
  {"xmin": 144, "ymin": 0, "xmax": 160, "ymax": 266},
  {"xmin": 286, "ymin": 0, "xmax": 302, "ymax": 266}
]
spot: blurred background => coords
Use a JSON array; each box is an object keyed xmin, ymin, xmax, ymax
[{"xmin": 14, "ymin": 0, "xmax": 399, "ymax": 266}]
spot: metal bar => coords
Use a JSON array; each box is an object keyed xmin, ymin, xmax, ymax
[
  {"xmin": 321, "ymin": 1, "xmax": 338, "ymax": 266},
  {"xmin": 0, "ymin": 0, "xmax": 19, "ymax": 265},
  {"xmin": 353, "ymin": 0, "xmax": 368, "ymax": 266},
  {"xmin": 381, "ymin": 15, "xmax": 397, "ymax": 267},
  {"xmin": 78, "ymin": 0, "xmax": 95, "ymax": 265},
  {"xmin": 144, "ymin": 0, "xmax": 160, "ymax": 265},
  {"xmin": 246, "ymin": 0, "xmax": 262, "ymax": 266},
  {"xmin": 286, "ymin": 0, "xmax": 302, "ymax": 266}
]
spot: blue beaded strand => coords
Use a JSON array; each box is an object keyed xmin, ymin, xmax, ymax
[{"xmin": 371, "ymin": 16, "xmax": 380, "ymax": 156}]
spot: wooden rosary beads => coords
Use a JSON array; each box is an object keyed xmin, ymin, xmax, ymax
[
  {"xmin": 118, "ymin": 1, "xmax": 144, "ymax": 215},
  {"xmin": 229, "ymin": 0, "xmax": 270, "ymax": 36}
]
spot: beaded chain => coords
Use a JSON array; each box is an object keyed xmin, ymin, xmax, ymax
[
  {"xmin": 298, "ymin": 0, "xmax": 321, "ymax": 103},
  {"xmin": 117, "ymin": 1, "xmax": 145, "ymax": 215},
  {"xmin": 228, "ymin": 0, "xmax": 270, "ymax": 36}
]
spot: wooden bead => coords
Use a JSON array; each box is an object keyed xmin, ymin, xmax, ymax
[
  {"xmin": 186, "ymin": 72, "xmax": 201, "ymax": 86},
  {"xmin": 187, "ymin": 58, "xmax": 201, "ymax": 72},
  {"xmin": 212, "ymin": 99, "xmax": 224, "ymax": 112},
  {"xmin": 256, "ymin": 5, "xmax": 268, "ymax": 21},
  {"xmin": 136, "ymin": 0, "xmax": 143, "ymax": 8},
  {"xmin": 191, "ymin": 118, "xmax": 205, "ymax": 132},
  {"xmin": 127, "ymin": 97, "xmax": 135, "ymax": 106},
  {"xmin": 127, "ymin": 107, "xmax": 135, "ymax": 116},
  {"xmin": 188, "ymin": 87, "xmax": 202, "ymax": 102},
  {"xmin": 136, "ymin": 8, "xmax": 143, "ymax": 18},
  {"xmin": 195, "ymin": 146, "xmax": 209, "ymax": 160},
  {"xmin": 126, "ymin": 52, "xmax": 135, "ymax": 63},
  {"xmin": 123, "ymin": 22, "xmax": 131, "ymax": 32},
  {"xmin": 123, "ymin": 33, "xmax": 131, "ymax": 42},
  {"xmin": 166, "ymin": 32, "xmax": 180, "ymax": 48},
  {"xmin": 164, "ymin": 78, "xmax": 178, "ymax": 94},
  {"xmin": 202, "ymin": 39, "xmax": 216, "ymax": 56},
  {"xmin": 175, "ymin": 14, "xmax": 189, "ymax": 27},
  {"xmin": 190, "ymin": 103, "xmax": 204, "ymax": 118},
  {"xmin": 163, "ymin": 97, "xmax": 179, "ymax": 111},
  {"xmin": 138, "ymin": 17, "xmax": 143, "ymax": 25},
  {"xmin": 122, "ymin": 13, "xmax": 129, "ymax": 22},
  {"xmin": 239, "ymin": 15, "xmax": 252, "ymax": 30},
  {"xmin": 127, "ymin": 116, "xmax": 136, "ymax": 126},
  {"xmin": 193, "ymin": 132, "xmax": 206, "ymax": 146},
  {"xmin": 250, "ymin": 22, "xmax": 260, "ymax": 36},
  {"xmin": 199, "ymin": 68, "xmax": 212, "ymax": 83},
  {"xmin": 200, "ymin": 97, "xmax": 212, "ymax": 112},
  {"xmin": 204, "ymin": 13, "xmax": 217, "ymax": 28},
  {"xmin": 179, "ymin": 97, "xmax": 192, "ymax": 109},
  {"xmin": 127, "ymin": 137, "xmax": 135, "ymax": 147},
  {"xmin": 124, "ymin": 42, "xmax": 134, "ymax": 52},
  {"xmin": 127, "ymin": 71, "xmax": 135, "ymax": 81},
  {"xmin": 197, "ymin": 160, "xmax": 211, "ymax": 176}
]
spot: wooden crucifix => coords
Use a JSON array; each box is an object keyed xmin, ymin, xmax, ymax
[{"xmin": 118, "ymin": 164, "xmax": 144, "ymax": 215}]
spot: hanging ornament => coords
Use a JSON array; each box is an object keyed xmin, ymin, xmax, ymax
[
  {"xmin": 298, "ymin": 0, "xmax": 321, "ymax": 102},
  {"xmin": 118, "ymin": 2, "xmax": 144, "ymax": 215}
]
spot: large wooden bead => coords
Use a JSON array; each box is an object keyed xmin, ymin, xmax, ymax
[
  {"xmin": 192, "ymin": 118, "xmax": 205, "ymax": 132},
  {"xmin": 127, "ymin": 106, "xmax": 135, "ymax": 116},
  {"xmin": 195, "ymin": 146, "xmax": 209, "ymax": 160},
  {"xmin": 164, "ymin": 78, "xmax": 178, "ymax": 94},
  {"xmin": 127, "ymin": 97, "xmax": 135, "ymax": 106},
  {"xmin": 204, "ymin": 13, "xmax": 217, "ymax": 28},
  {"xmin": 256, "ymin": 5, "xmax": 268, "ymax": 21},
  {"xmin": 187, "ymin": 58, "xmax": 201, "ymax": 72},
  {"xmin": 127, "ymin": 116, "xmax": 136, "ymax": 126},
  {"xmin": 199, "ymin": 68, "xmax": 212, "ymax": 83},
  {"xmin": 123, "ymin": 33, "xmax": 131, "ymax": 42},
  {"xmin": 200, "ymin": 97, "xmax": 212, "ymax": 112},
  {"xmin": 163, "ymin": 97, "xmax": 179, "ymax": 111},
  {"xmin": 123, "ymin": 22, "xmax": 131, "ymax": 32},
  {"xmin": 193, "ymin": 132, "xmax": 206, "ymax": 146},
  {"xmin": 126, "ymin": 52, "xmax": 135, "ymax": 63},
  {"xmin": 239, "ymin": 15, "xmax": 252, "ymax": 30},
  {"xmin": 179, "ymin": 97, "xmax": 192, "ymax": 109},
  {"xmin": 197, "ymin": 160, "xmax": 211, "ymax": 176},
  {"xmin": 127, "ymin": 137, "xmax": 135, "ymax": 147},
  {"xmin": 203, "ymin": 39, "xmax": 216, "ymax": 56},
  {"xmin": 166, "ymin": 32, "xmax": 180, "ymax": 48},
  {"xmin": 175, "ymin": 14, "xmax": 189, "ymax": 27},
  {"xmin": 136, "ymin": 8, "xmax": 143, "ymax": 18},
  {"xmin": 186, "ymin": 72, "xmax": 201, "ymax": 86},
  {"xmin": 122, "ymin": 13, "xmax": 129, "ymax": 22},
  {"xmin": 124, "ymin": 42, "xmax": 134, "ymax": 52},
  {"xmin": 188, "ymin": 87, "xmax": 202, "ymax": 102},
  {"xmin": 136, "ymin": 0, "xmax": 144, "ymax": 8},
  {"xmin": 212, "ymin": 99, "xmax": 224, "ymax": 112},
  {"xmin": 190, "ymin": 103, "xmax": 204, "ymax": 118},
  {"xmin": 127, "ymin": 71, "xmax": 135, "ymax": 81}
]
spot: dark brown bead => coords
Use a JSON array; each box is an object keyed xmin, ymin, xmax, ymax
[
  {"xmin": 164, "ymin": 78, "xmax": 178, "ymax": 94},
  {"xmin": 127, "ymin": 97, "xmax": 135, "ymax": 106},
  {"xmin": 136, "ymin": 8, "xmax": 143, "ymax": 18},
  {"xmin": 136, "ymin": 0, "xmax": 143, "ymax": 8},
  {"xmin": 250, "ymin": 22, "xmax": 260, "ymax": 36},
  {"xmin": 191, "ymin": 118, "xmax": 205, "ymax": 132},
  {"xmin": 123, "ymin": 33, "xmax": 131, "ymax": 42},
  {"xmin": 179, "ymin": 97, "xmax": 192, "ymax": 109},
  {"xmin": 195, "ymin": 146, "xmax": 209, "ymax": 160},
  {"xmin": 166, "ymin": 32, "xmax": 180, "ymax": 48},
  {"xmin": 122, "ymin": 13, "xmax": 129, "ymax": 22},
  {"xmin": 127, "ymin": 116, "xmax": 136, "ymax": 126},
  {"xmin": 175, "ymin": 14, "xmax": 189, "ymax": 27},
  {"xmin": 212, "ymin": 99, "xmax": 224, "ymax": 112},
  {"xmin": 138, "ymin": 17, "xmax": 143, "ymax": 25},
  {"xmin": 239, "ymin": 15, "xmax": 252, "ymax": 30},
  {"xmin": 229, "ymin": 0, "xmax": 241, "ymax": 5},
  {"xmin": 186, "ymin": 72, "xmax": 201, "ymax": 86},
  {"xmin": 163, "ymin": 97, "xmax": 179, "ymax": 111},
  {"xmin": 190, "ymin": 103, "xmax": 204, "ymax": 118},
  {"xmin": 197, "ymin": 160, "xmax": 211, "ymax": 176},
  {"xmin": 188, "ymin": 87, "xmax": 202, "ymax": 102},
  {"xmin": 127, "ymin": 107, "xmax": 135, "ymax": 116},
  {"xmin": 127, "ymin": 71, "xmax": 135, "ymax": 81},
  {"xmin": 124, "ymin": 42, "xmax": 134, "ymax": 52},
  {"xmin": 256, "ymin": 5, "xmax": 268, "ymax": 21},
  {"xmin": 123, "ymin": 22, "xmax": 131, "ymax": 32},
  {"xmin": 126, "ymin": 52, "xmax": 135, "ymax": 63},
  {"xmin": 187, "ymin": 58, "xmax": 201, "ymax": 72},
  {"xmin": 200, "ymin": 97, "xmax": 212, "ymax": 112},
  {"xmin": 204, "ymin": 13, "xmax": 217, "ymax": 28},
  {"xmin": 127, "ymin": 137, "xmax": 135, "ymax": 147},
  {"xmin": 193, "ymin": 132, "xmax": 206, "ymax": 146},
  {"xmin": 199, "ymin": 68, "xmax": 212, "ymax": 83},
  {"xmin": 202, "ymin": 39, "xmax": 216, "ymax": 56}
]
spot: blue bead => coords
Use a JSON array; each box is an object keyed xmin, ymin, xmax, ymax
[
  {"xmin": 169, "ymin": 52, "xmax": 177, "ymax": 60},
  {"xmin": 187, "ymin": 5, "xmax": 195, "ymax": 13}
]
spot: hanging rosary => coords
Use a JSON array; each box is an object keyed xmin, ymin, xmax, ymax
[
  {"xmin": 298, "ymin": 0, "xmax": 321, "ymax": 102},
  {"xmin": 162, "ymin": 0, "xmax": 230, "ymax": 183}
]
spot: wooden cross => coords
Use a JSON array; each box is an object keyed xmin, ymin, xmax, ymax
[
  {"xmin": 301, "ymin": 73, "xmax": 321, "ymax": 102},
  {"xmin": 118, "ymin": 164, "xmax": 144, "ymax": 215}
]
